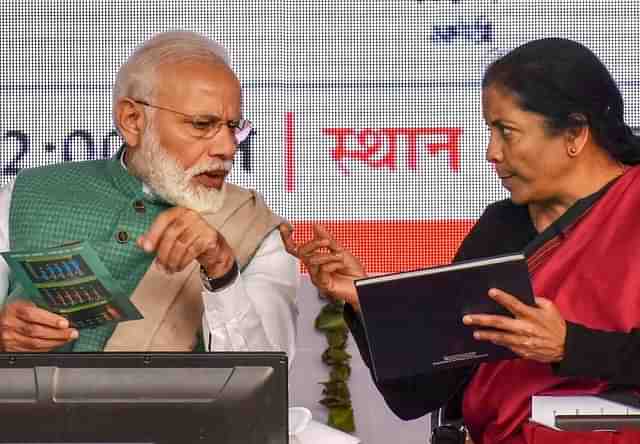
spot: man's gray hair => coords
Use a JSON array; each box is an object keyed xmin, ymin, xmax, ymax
[{"xmin": 112, "ymin": 31, "xmax": 230, "ymax": 132}]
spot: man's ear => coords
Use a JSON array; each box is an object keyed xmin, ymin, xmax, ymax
[{"xmin": 115, "ymin": 98, "xmax": 146, "ymax": 148}]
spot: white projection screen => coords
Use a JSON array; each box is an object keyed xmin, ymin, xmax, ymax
[{"xmin": 1, "ymin": 0, "xmax": 639, "ymax": 273}]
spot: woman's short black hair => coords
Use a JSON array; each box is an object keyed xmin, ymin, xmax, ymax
[{"xmin": 482, "ymin": 38, "xmax": 640, "ymax": 164}]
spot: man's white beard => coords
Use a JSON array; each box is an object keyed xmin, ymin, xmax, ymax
[{"xmin": 127, "ymin": 121, "xmax": 231, "ymax": 213}]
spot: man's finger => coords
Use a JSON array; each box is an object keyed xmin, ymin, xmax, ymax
[
  {"xmin": 164, "ymin": 239, "xmax": 189, "ymax": 273},
  {"xmin": 11, "ymin": 334, "xmax": 75, "ymax": 352},
  {"xmin": 156, "ymin": 216, "xmax": 198, "ymax": 270},
  {"xmin": 138, "ymin": 208, "xmax": 187, "ymax": 253},
  {"xmin": 166, "ymin": 224, "xmax": 207, "ymax": 272},
  {"xmin": 13, "ymin": 302, "xmax": 70, "ymax": 329},
  {"xmin": 178, "ymin": 245, "xmax": 200, "ymax": 271},
  {"xmin": 488, "ymin": 288, "xmax": 535, "ymax": 318},
  {"xmin": 16, "ymin": 319, "xmax": 78, "ymax": 341},
  {"xmin": 176, "ymin": 235, "xmax": 213, "ymax": 271}
]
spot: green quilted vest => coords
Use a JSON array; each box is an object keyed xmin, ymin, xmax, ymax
[{"xmin": 9, "ymin": 153, "xmax": 173, "ymax": 351}]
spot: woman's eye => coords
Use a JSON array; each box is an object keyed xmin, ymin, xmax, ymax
[{"xmin": 500, "ymin": 126, "xmax": 513, "ymax": 137}]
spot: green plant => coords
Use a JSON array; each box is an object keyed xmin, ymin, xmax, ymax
[{"xmin": 314, "ymin": 298, "xmax": 355, "ymax": 433}]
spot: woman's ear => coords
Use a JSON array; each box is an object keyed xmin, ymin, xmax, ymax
[
  {"xmin": 115, "ymin": 98, "xmax": 146, "ymax": 148},
  {"xmin": 565, "ymin": 115, "xmax": 590, "ymax": 157}
]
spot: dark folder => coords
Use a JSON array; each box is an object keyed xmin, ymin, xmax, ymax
[{"xmin": 355, "ymin": 253, "xmax": 535, "ymax": 382}]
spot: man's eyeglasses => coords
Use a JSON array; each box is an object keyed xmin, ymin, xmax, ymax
[{"xmin": 133, "ymin": 99, "xmax": 253, "ymax": 144}]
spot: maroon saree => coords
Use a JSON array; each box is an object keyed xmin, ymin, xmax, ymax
[{"xmin": 462, "ymin": 165, "xmax": 640, "ymax": 444}]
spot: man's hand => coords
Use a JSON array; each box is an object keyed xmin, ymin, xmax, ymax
[
  {"xmin": 0, "ymin": 300, "xmax": 78, "ymax": 352},
  {"xmin": 137, "ymin": 207, "xmax": 235, "ymax": 278},
  {"xmin": 462, "ymin": 289, "xmax": 567, "ymax": 363},
  {"xmin": 279, "ymin": 223, "xmax": 367, "ymax": 309}
]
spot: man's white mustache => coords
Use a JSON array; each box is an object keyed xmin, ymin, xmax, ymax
[{"xmin": 187, "ymin": 160, "xmax": 233, "ymax": 176}]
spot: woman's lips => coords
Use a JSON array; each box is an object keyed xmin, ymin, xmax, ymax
[
  {"xmin": 496, "ymin": 168, "xmax": 514, "ymax": 179},
  {"xmin": 499, "ymin": 173, "xmax": 515, "ymax": 189}
]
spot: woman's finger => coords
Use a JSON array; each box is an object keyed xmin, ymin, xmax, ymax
[
  {"xmin": 489, "ymin": 288, "xmax": 536, "ymax": 318},
  {"xmin": 463, "ymin": 313, "xmax": 525, "ymax": 334},
  {"xmin": 308, "ymin": 253, "xmax": 343, "ymax": 266},
  {"xmin": 278, "ymin": 224, "xmax": 299, "ymax": 256},
  {"xmin": 298, "ymin": 238, "xmax": 331, "ymax": 257},
  {"xmin": 474, "ymin": 329, "xmax": 534, "ymax": 348},
  {"xmin": 312, "ymin": 225, "xmax": 342, "ymax": 253}
]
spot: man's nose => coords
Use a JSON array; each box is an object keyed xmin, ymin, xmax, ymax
[{"xmin": 208, "ymin": 125, "xmax": 237, "ymax": 159}]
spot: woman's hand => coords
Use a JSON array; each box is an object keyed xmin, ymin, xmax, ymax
[
  {"xmin": 462, "ymin": 288, "xmax": 567, "ymax": 363},
  {"xmin": 279, "ymin": 223, "xmax": 367, "ymax": 309}
]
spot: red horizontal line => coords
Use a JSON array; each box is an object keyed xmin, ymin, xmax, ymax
[{"xmin": 290, "ymin": 220, "xmax": 475, "ymax": 274}]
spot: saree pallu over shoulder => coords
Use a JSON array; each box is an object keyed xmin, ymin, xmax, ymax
[{"xmin": 463, "ymin": 165, "xmax": 640, "ymax": 444}]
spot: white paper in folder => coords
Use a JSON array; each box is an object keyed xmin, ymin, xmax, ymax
[{"xmin": 531, "ymin": 395, "xmax": 640, "ymax": 430}]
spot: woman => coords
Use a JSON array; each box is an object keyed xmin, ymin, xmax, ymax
[{"xmin": 280, "ymin": 38, "xmax": 640, "ymax": 443}]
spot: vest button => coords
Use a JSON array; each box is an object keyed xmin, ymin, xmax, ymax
[
  {"xmin": 133, "ymin": 200, "xmax": 146, "ymax": 213},
  {"xmin": 116, "ymin": 230, "xmax": 130, "ymax": 243}
]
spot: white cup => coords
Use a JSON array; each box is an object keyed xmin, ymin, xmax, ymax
[{"xmin": 289, "ymin": 406, "xmax": 312, "ymax": 436}]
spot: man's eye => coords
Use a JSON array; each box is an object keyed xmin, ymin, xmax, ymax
[{"xmin": 191, "ymin": 120, "xmax": 215, "ymax": 130}]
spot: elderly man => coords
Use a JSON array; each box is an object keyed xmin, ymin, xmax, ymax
[{"xmin": 0, "ymin": 31, "xmax": 298, "ymax": 357}]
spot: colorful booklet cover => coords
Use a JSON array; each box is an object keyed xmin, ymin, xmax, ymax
[
  {"xmin": 1, "ymin": 241, "xmax": 143, "ymax": 329},
  {"xmin": 355, "ymin": 252, "xmax": 535, "ymax": 382}
]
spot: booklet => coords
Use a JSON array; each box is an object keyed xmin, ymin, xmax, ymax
[
  {"xmin": 1, "ymin": 241, "xmax": 143, "ymax": 329},
  {"xmin": 355, "ymin": 252, "xmax": 535, "ymax": 382}
]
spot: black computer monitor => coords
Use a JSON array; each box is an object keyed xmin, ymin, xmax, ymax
[{"xmin": 0, "ymin": 352, "xmax": 288, "ymax": 444}]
